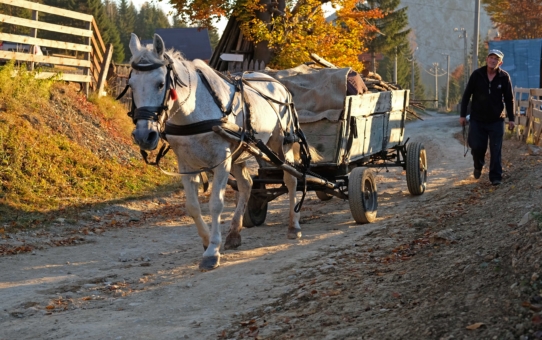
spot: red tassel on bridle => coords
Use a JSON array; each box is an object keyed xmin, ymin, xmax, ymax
[{"xmin": 170, "ymin": 88, "xmax": 178, "ymax": 101}]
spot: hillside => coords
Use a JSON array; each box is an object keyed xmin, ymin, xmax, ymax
[{"xmin": 0, "ymin": 63, "xmax": 179, "ymax": 226}]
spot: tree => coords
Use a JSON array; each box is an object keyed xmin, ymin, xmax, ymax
[
  {"xmin": 356, "ymin": 0, "xmax": 410, "ymax": 73},
  {"xmin": 167, "ymin": 0, "xmax": 383, "ymax": 71},
  {"xmin": 117, "ymin": 0, "xmax": 137, "ymax": 62},
  {"xmin": 135, "ymin": 2, "xmax": 171, "ymax": 40},
  {"xmin": 482, "ymin": 0, "xmax": 542, "ymax": 39}
]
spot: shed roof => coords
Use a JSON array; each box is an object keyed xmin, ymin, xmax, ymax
[{"xmin": 146, "ymin": 28, "xmax": 213, "ymax": 61}]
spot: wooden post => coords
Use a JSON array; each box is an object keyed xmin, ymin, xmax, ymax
[
  {"xmin": 83, "ymin": 21, "xmax": 92, "ymax": 97},
  {"xmin": 96, "ymin": 43, "xmax": 113, "ymax": 97},
  {"xmin": 29, "ymin": 10, "xmax": 38, "ymax": 71}
]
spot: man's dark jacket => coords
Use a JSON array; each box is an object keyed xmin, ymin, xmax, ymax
[{"xmin": 460, "ymin": 65, "xmax": 514, "ymax": 123}]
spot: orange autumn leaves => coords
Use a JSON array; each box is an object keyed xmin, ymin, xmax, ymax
[
  {"xmin": 169, "ymin": 0, "xmax": 384, "ymax": 71},
  {"xmin": 482, "ymin": 0, "xmax": 542, "ymax": 40}
]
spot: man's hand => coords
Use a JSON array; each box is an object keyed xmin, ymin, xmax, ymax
[
  {"xmin": 459, "ymin": 117, "xmax": 467, "ymax": 126},
  {"xmin": 508, "ymin": 121, "xmax": 515, "ymax": 131}
]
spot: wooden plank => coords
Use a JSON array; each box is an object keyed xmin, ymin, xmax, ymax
[
  {"xmin": 0, "ymin": 14, "xmax": 92, "ymax": 37},
  {"xmin": 531, "ymin": 88, "xmax": 542, "ymax": 97},
  {"xmin": 10, "ymin": 70, "xmax": 90, "ymax": 82},
  {"xmin": 348, "ymin": 91, "xmax": 393, "ymax": 118},
  {"xmin": 0, "ymin": 51, "xmax": 91, "ymax": 67},
  {"xmin": 299, "ymin": 120, "xmax": 342, "ymax": 164},
  {"xmin": 0, "ymin": 0, "xmax": 93, "ymax": 22},
  {"xmin": 96, "ymin": 44, "xmax": 113, "ymax": 97},
  {"xmin": 89, "ymin": 36, "xmax": 105, "ymax": 63},
  {"xmin": 533, "ymin": 107, "xmax": 542, "ymax": 145},
  {"xmin": 28, "ymin": 10, "xmax": 37, "ymax": 71},
  {"xmin": 0, "ymin": 33, "xmax": 91, "ymax": 52},
  {"xmin": 34, "ymin": 72, "xmax": 90, "ymax": 83},
  {"xmin": 91, "ymin": 19, "xmax": 106, "ymax": 53},
  {"xmin": 83, "ymin": 21, "xmax": 91, "ymax": 96}
]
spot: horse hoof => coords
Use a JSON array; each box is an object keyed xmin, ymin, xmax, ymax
[
  {"xmin": 203, "ymin": 245, "xmax": 208, "ymax": 251},
  {"xmin": 224, "ymin": 234, "xmax": 242, "ymax": 250},
  {"xmin": 199, "ymin": 256, "xmax": 220, "ymax": 271},
  {"xmin": 287, "ymin": 229, "xmax": 302, "ymax": 239}
]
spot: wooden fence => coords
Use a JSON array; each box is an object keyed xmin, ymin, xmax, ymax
[
  {"xmin": 0, "ymin": 0, "xmax": 112, "ymax": 97},
  {"xmin": 514, "ymin": 87, "xmax": 542, "ymax": 145}
]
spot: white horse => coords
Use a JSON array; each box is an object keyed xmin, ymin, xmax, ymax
[{"xmin": 127, "ymin": 33, "xmax": 306, "ymax": 270}]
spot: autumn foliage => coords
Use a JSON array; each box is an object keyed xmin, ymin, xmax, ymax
[
  {"xmin": 482, "ymin": 0, "xmax": 542, "ymax": 40},
  {"xmin": 169, "ymin": 0, "xmax": 383, "ymax": 71}
]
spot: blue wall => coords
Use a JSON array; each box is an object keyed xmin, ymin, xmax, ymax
[{"xmin": 489, "ymin": 39, "xmax": 542, "ymax": 88}]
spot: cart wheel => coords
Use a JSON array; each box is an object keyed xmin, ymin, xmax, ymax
[
  {"xmin": 243, "ymin": 195, "xmax": 268, "ymax": 227},
  {"xmin": 406, "ymin": 142, "xmax": 427, "ymax": 195},
  {"xmin": 315, "ymin": 191, "xmax": 333, "ymax": 201},
  {"xmin": 348, "ymin": 167, "xmax": 377, "ymax": 224}
]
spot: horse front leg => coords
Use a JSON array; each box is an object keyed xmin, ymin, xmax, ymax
[
  {"xmin": 199, "ymin": 163, "xmax": 230, "ymax": 271},
  {"xmin": 181, "ymin": 174, "xmax": 210, "ymax": 250},
  {"xmin": 225, "ymin": 162, "xmax": 252, "ymax": 249},
  {"xmin": 284, "ymin": 172, "xmax": 301, "ymax": 239}
]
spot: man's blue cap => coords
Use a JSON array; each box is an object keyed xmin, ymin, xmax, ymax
[{"xmin": 488, "ymin": 49, "xmax": 504, "ymax": 59}]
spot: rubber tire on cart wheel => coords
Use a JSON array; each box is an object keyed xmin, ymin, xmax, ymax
[
  {"xmin": 348, "ymin": 167, "xmax": 377, "ymax": 224},
  {"xmin": 242, "ymin": 181, "xmax": 268, "ymax": 228},
  {"xmin": 406, "ymin": 142, "xmax": 427, "ymax": 195},
  {"xmin": 315, "ymin": 191, "xmax": 333, "ymax": 201}
]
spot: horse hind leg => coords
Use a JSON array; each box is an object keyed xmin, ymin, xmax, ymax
[
  {"xmin": 284, "ymin": 171, "xmax": 301, "ymax": 239},
  {"xmin": 225, "ymin": 162, "xmax": 252, "ymax": 249}
]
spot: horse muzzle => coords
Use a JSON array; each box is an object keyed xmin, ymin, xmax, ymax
[{"xmin": 132, "ymin": 121, "xmax": 160, "ymax": 151}]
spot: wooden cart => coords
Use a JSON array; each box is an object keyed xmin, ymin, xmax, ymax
[{"xmin": 231, "ymin": 88, "xmax": 427, "ymax": 226}]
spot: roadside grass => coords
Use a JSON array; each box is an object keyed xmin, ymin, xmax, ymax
[{"xmin": 0, "ymin": 61, "xmax": 180, "ymax": 227}]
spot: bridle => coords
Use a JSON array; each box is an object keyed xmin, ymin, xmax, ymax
[{"xmin": 117, "ymin": 53, "xmax": 189, "ymax": 128}]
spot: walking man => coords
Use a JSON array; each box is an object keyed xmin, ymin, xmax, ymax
[{"xmin": 459, "ymin": 49, "xmax": 514, "ymax": 185}]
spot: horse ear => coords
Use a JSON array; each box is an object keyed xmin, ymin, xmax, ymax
[
  {"xmin": 129, "ymin": 33, "xmax": 141, "ymax": 56},
  {"xmin": 153, "ymin": 34, "xmax": 165, "ymax": 58}
]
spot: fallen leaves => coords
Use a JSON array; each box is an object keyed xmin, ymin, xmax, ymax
[
  {"xmin": 0, "ymin": 244, "xmax": 34, "ymax": 256},
  {"xmin": 466, "ymin": 322, "xmax": 485, "ymax": 330}
]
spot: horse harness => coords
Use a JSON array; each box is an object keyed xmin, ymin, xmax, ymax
[{"xmin": 117, "ymin": 54, "xmax": 312, "ymax": 208}]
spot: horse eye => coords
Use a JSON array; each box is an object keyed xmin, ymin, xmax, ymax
[{"xmin": 158, "ymin": 82, "xmax": 165, "ymax": 90}]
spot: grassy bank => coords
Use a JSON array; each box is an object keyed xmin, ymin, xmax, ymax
[{"xmin": 0, "ymin": 62, "xmax": 179, "ymax": 226}]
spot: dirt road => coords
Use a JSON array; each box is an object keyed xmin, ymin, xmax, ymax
[{"xmin": 2, "ymin": 112, "xmax": 540, "ymax": 340}]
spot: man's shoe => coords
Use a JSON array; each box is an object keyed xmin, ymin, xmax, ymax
[
  {"xmin": 473, "ymin": 169, "xmax": 482, "ymax": 179},
  {"xmin": 491, "ymin": 180, "xmax": 501, "ymax": 186}
]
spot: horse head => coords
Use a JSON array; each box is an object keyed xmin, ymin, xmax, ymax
[{"xmin": 127, "ymin": 33, "xmax": 185, "ymax": 151}]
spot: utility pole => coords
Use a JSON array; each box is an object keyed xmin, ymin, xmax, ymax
[
  {"xmin": 393, "ymin": 46, "xmax": 398, "ymax": 83},
  {"xmin": 440, "ymin": 53, "xmax": 451, "ymax": 110},
  {"xmin": 454, "ymin": 27, "xmax": 468, "ymax": 91},
  {"xmin": 433, "ymin": 63, "xmax": 439, "ymax": 109},
  {"xmin": 473, "ymin": 0, "xmax": 481, "ymax": 70},
  {"xmin": 426, "ymin": 63, "xmax": 446, "ymax": 110}
]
